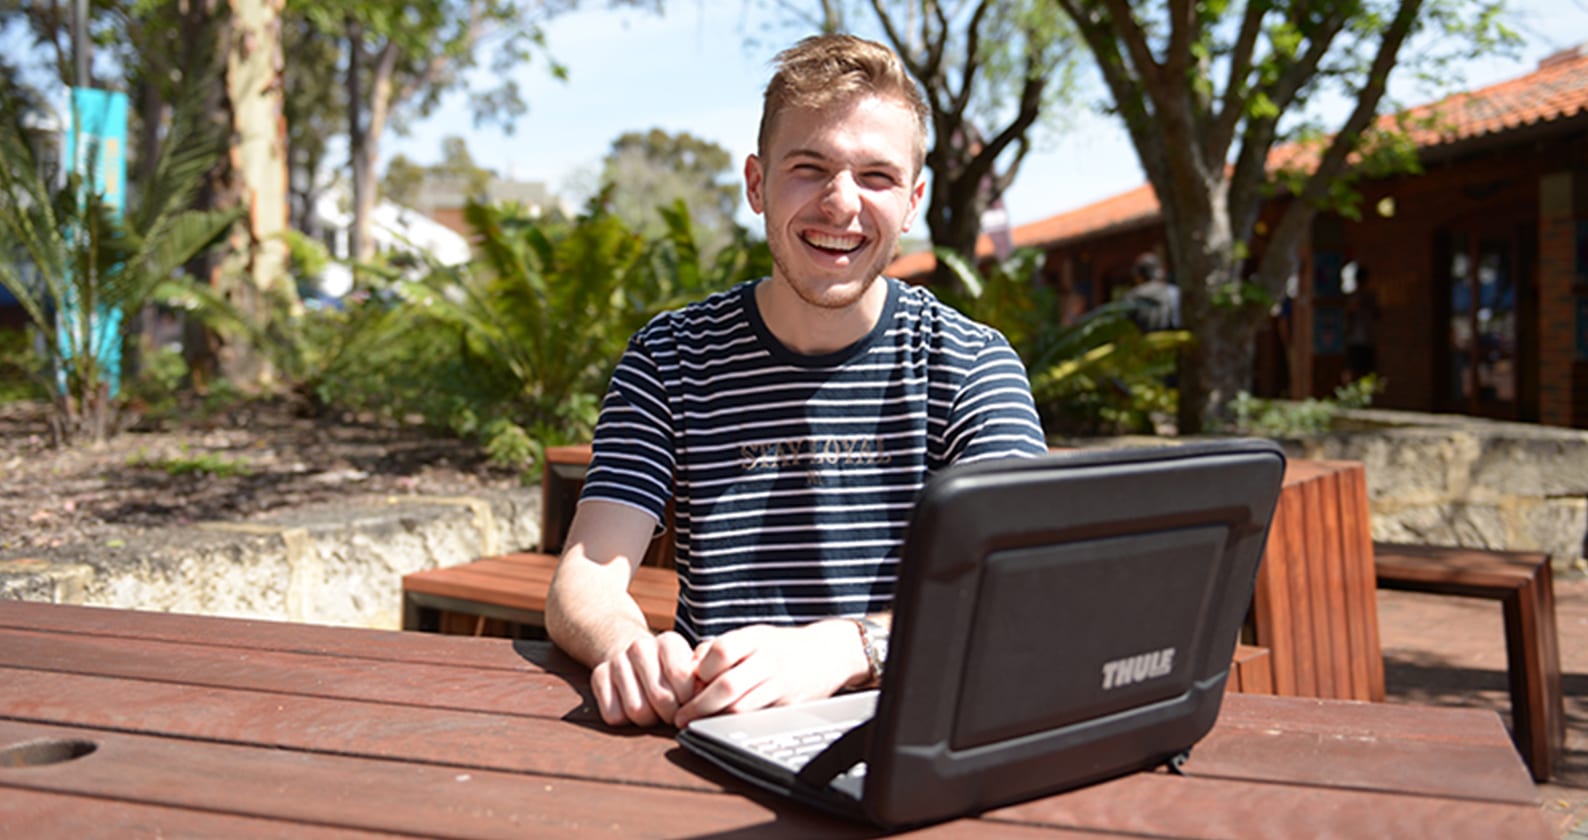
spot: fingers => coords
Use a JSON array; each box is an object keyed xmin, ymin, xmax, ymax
[
  {"xmin": 591, "ymin": 655, "xmax": 660, "ymax": 728},
  {"xmin": 676, "ymin": 621, "xmax": 862, "ymax": 728},
  {"xmin": 676, "ymin": 631, "xmax": 770, "ymax": 728},
  {"xmin": 591, "ymin": 632, "xmax": 698, "ymax": 728},
  {"xmin": 656, "ymin": 632, "xmax": 698, "ymax": 706}
]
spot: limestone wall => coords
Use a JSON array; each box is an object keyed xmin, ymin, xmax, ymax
[
  {"xmin": 6, "ymin": 407, "xmax": 1584, "ymax": 628},
  {"xmin": 0, "ymin": 488, "xmax": 541, "ymax": 630},
  {"xmin": 1285, "ymin": 408, "xmax": 1588, "ymax": 574}
]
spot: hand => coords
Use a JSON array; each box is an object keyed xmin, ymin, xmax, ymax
[
  {"xmin": 674, "ymin": 620, "xmax": 868, "ymax": 729},
  {"xmin": 589, "ymin": 631, "xmax": 698, "ymax": 727}
]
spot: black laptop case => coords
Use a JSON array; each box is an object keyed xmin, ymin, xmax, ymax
[{"xmin": 680, "ymin": 438, "xmax": 1288, "ymax": 828}]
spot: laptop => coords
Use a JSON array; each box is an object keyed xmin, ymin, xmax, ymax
[{"xmin": 677, "ymin": 438, "xmax": 1287, "ymax": 828}]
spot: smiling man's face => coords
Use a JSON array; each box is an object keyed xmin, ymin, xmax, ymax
[{"xmin": 746, "ymin": 93, "xmax": 925, "ymax": 314}]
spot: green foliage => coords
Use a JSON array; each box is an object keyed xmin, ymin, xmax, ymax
[
  {"xmin": 0, "ymin": 328, "xmax": 47, "ymax": 403},
  {"xmin": 935, "ymin": 247, "xmax": 1192, "ymax": 436},
  {"xmin": 312, "ymin": 196, "xmax": 768, "ymax": 477},
  {"xmin": 1228, "ymin": 374, "xmax": 1384, "ymax": 437},
  {"xmin": 0, "ymin": 85, "xmax": 240, "ymax": 444},
  {"xmin": 121, "ymin": 341, "xmax": 191, "ymax": 418},
  {"xmin": 598, "ymin": 129, "xmax": 742, "ymax": 264},
  {"xmin": 128, "ymin": 446, "xmax": 255, "ymax": 479}
]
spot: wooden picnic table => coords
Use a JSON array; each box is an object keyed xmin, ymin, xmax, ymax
[{"xmin": 0, "ymin": 601, "xmax": 1550, "ymax": 838}]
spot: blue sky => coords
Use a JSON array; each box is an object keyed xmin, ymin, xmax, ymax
[
  {"xmin": 384, "ymin": 0, "xmax": 1588, "ymax": 228},
  {"xmin": 4, "ymin": 2, "xmax": 1582, "ymax": 229},
  {"xmin": 386, "ymin": 2, "xmax": 1588, "ymax": 229}
]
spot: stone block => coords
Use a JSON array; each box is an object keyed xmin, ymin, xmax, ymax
[
  {"xmin": 1470, "ymin": 435, "xmax": 1588, "ymax": 496},
  {"xmin": 0, "ymin": 558, "xmax": 94, "ymax": 604},
  {"xmin": 1513, "ymin": 496, "xmax": 1588, "ymax": 564},
  {"xmin": 1371, "ymin": 502, "xmax": 1510, "ymax": 549}
]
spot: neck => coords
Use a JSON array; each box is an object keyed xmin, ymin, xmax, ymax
[{"xmin": 755, "ymin": 276, "xmax": 889, "ymax": 356}]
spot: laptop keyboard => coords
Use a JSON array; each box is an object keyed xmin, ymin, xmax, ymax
[{"xmin": 741, "ymin": 723, "xmax": 868, "ymax": 778}]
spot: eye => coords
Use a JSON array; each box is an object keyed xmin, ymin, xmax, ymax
[{"xmin": 861, "ymin": 171, "xmax": 899, "ymax": 188}]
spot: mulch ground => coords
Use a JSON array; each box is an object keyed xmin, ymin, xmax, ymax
[{"xmin": 0, "ymin": 398, "xmax": 523, "ymax": 558}]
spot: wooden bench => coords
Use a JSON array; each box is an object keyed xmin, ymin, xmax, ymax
[
  {"xmin": 401, "ymin": 445, "xmax": 676, "ymax": 638},
  {"xmin": 1228, "ymin": 644, "xmax": 1274, "ymax": 695},
  {"xmin": 1246, "ymin": 460, "xmax": 1384, "ymax": 702},
  {"xmin": 402, "ymin": 552, "xmax": 678, "ymax": 637},
  {"xmin": 1373, "ymin": 541, "xmax": 1564, "ymax": 782}
]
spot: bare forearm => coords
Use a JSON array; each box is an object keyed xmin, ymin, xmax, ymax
[{"xmin": 546, "ymin": 564, "xmax": 653, "ymax": 668}]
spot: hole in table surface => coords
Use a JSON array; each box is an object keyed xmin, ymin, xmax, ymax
[{"xmin": 0, "ymin": 738, "xmax": 98, "ymax": 768}]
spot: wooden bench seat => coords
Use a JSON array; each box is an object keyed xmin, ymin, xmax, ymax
[
  {"xmin": 1373, "ymin": 541, "xmax": 1564, "ymax": 782},
  {"xmin": 1228, "ymin": 644, "xmax": 1275, "ymax": 695},
  {"xmin": 402, "ymin": 552, "xmax": 678, "ymax": 638},
  {"xmin": 402, "ymin": 444, "xmax": 675, "ymax": 638}
]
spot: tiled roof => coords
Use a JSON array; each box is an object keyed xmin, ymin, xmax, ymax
[
  {"xmin": 888, "ymin": 182, "xmax": 1162, "ymax": 279},
  {"xmin": 1411, "ymin": 43, "xmax": 1588, "ymax": 145},
  {"xmin": 889, "ymin": 44, "xmax": 1588, "ymax": 278}
]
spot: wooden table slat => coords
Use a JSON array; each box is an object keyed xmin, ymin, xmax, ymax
[
  {"xmin": 0, "ymin": 628, "xmax": 589, "ymax": 720},
  {"xmin": 0, "ymin": 663, "xmax": 1542, "ymax": 811},
  {"xmin": 0, "ymin": 601, "xmax": 1551, "ymax": 839},
  {"xmin": 0, "ymin": 717, "xmax": 1549, "ymax": 840},
  {"xmin": 0, "ymin": 722, "xmax": 877, "ymax": 840},
  {"xmin": 0, "ymin": 600, "xmax": 577, "ymax": 673},
  {"xmin": 0, "ymin": 787, "xmax": 392, "ymax": 839},
  {"xmin": 987, "ymin": 767, "xmax": 1549, "ymax": 840}
]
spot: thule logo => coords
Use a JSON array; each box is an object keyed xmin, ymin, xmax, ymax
[{"xmin": 1101, "ymin": 647, "xmax": 1176, "ymax": 690}]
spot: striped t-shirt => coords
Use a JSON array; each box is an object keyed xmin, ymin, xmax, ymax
[{"xmin": 579, "ymin": 276, "xmax": 1048, "ymax": 643}]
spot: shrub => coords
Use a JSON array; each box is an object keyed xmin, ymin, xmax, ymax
[
  {"xmin": 934, "ymin": 248, "xmax": 1192, "ymax": 436},
  {"xmin": 1228, "ymin": 374, "xmax": 1384, "ymax": 437},
  {"xmin": 314, "ymin": 196, "xmax": 769, "ymax": 478},
  {"xmin": 0, "ymin": 88, "xmax": 238, "ymax": 443}
]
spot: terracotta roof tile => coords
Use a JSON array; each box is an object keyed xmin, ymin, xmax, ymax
[{"xmin": 889, "ymin": 45, "xmax": 1588, "ymax": 278}]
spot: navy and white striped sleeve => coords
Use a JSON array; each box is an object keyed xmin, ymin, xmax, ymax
[
  {"xmin": 578, "ymin": 333, "xmax": 676, "ymax": 527},
  {"xmin": 943, "ymin": 331, "xmax": 1049, "ymax": 464}
]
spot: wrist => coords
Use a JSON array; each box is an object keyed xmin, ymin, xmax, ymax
[{"xmin": 852, "ymin": 615, "xmax": 889, "ymax": 689}]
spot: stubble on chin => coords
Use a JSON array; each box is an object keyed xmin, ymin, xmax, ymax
[{"xmin": 768, "ymin": 249, "xmax": 890, "ymax": 312}]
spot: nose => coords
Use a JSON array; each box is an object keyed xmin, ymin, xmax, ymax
[{"xmin": 819, "ymin": 171, "xmax": 861, "ymax": 219}]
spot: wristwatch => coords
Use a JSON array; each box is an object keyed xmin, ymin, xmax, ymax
[{"xmin": 855, "ymin": 616, "xmax": 890, "ymax": 687}]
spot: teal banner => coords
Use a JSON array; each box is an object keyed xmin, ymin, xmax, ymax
[
  {"xmin": 61, "ymin": 87, "xmax": 130, "ymax": 395},
  {"xmin": 66, "ymin": 87, "xmax": 129, "ymax": 217}
]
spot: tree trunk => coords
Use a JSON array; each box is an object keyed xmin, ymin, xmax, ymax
[
  {"xmin": 214, "ymin": 0, "xmax": 294, "ymax": 388},
  {"xmin": 923, "ymin": 147, "xmax": 989, "ymax": 287},
  {"xmin": 1157, "ymin": 167, "xmax": 1255, "ymax": 435},
  {"xmin": 349, "ymin": 41, "xmax": 398, "ymax": 268},
  {"xmin": 181, "ymin": 0, "xmax": 229, "ymax": 391},
  {"xmin": 346, "ymin": 18, "xmax": 368, "ymax": 266}
]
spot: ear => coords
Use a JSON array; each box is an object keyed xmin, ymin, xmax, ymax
[
  {"xmin": 901, "ymin": 174, "xmax": 926, "ymax": 233},
  {"xmin": 744, "ymin": 154, "xmax": 766, "ymax": 215}
]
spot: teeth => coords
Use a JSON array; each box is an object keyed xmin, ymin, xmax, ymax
[{"xmin": 804, "ymin": 232, "xmax": 864, "ymax": 252}]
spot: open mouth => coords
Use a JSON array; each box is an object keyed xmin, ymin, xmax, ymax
[{"xmin": 801, "ymin": 231, "xmax": 866, "ymax": 255}]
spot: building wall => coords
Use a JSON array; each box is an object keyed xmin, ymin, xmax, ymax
[
  {"xmin": 1320, "ymin": 129, "xmax": 1584, "ymax": 426},
  {"xmin": 956, "ymin": 122, "xmax": 1587, "ymax": 429},
  {"xmin": 1538, "ymin": 170, "xmax": 1578, "ymax": 427},
  {"xmin": 1035, "ymin": 227, "xmax": 1165, "ymax": 324}
]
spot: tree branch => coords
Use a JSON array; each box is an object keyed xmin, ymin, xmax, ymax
[
  {"xmin": 1056, "ymin": 0, "xmax": 1167, "ymax": 189},
  {"xmin": 1256, "ymin": 0, "xmax": 1425, "ymax": 285},
  {"xmin": 1209, "ymin": 0, "xmax": 1268, "ymax": 157}
]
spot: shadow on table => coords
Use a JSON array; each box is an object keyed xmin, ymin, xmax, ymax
[{"xmin": 1385, "ymin": 652, "xmax": 1588, "ymax": 809}]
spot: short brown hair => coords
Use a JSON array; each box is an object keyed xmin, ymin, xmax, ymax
[{"xmin": 758, "ymin": 34, "xmax": 931, "ymax": 175}]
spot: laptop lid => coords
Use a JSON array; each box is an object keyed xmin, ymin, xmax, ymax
[{"xmin": 682, "ymin": 438, "xmax": 1287, "ymax": 827}]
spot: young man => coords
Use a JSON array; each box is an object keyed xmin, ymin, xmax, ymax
[{"xmin": 546, "ymin": 34, "xmax": 1048, "ymax": 729}]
